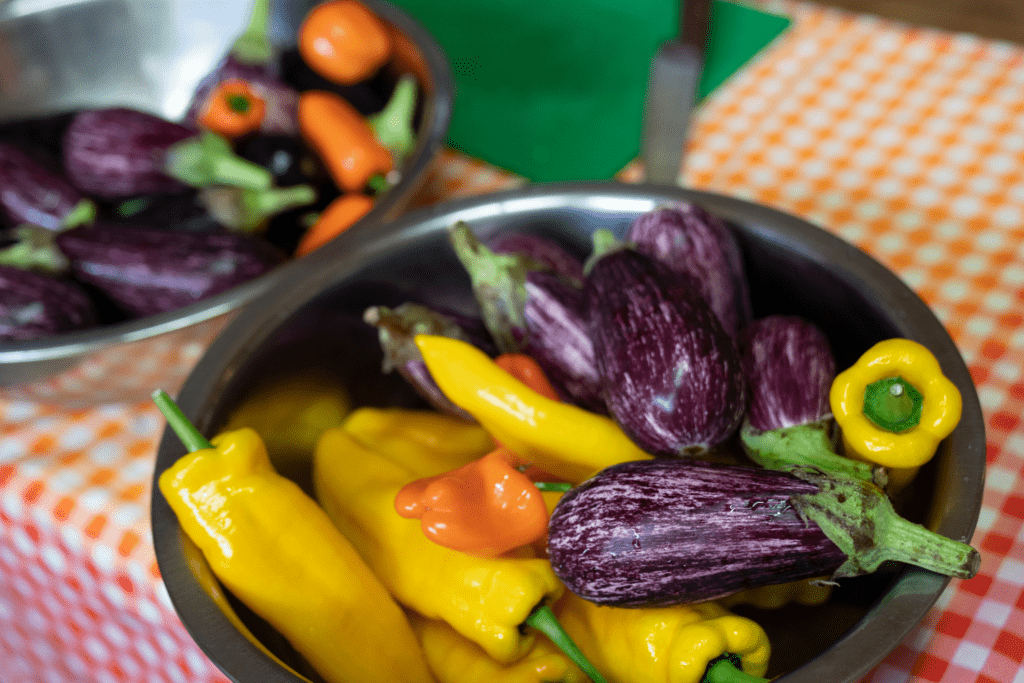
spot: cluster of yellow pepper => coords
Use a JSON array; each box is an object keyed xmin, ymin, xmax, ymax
[{"xmin": 156, "ymin": 332, "xmax": 962, "ymax": 683}]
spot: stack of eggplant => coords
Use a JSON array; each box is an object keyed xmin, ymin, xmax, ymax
[
  {"xmin": 364, "ymin": 204, "xmax": 980, "ymax": 608},
  {"xmin": 0, "ymin": 0, "xmax": 409, "ymax": 343}
]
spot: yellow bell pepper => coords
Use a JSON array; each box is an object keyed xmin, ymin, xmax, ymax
[
  {"xmin": 409, "ymin": 612, "xmax": 589, "ymax": 683},
  {"xmin": 555, "ymin": 593, "xmax": 771, "ymax": 683},
  {"xmin": 313, "ymin": 422, "xmax": 565, "ymax": 664},
  {"xmin": 414, "ymin": 334, "xmax": 651, "ymax": 483},
  {"xmin": 719, "ymin": 577, "xmax": 833, "ymax": 611},
  {"xmin": 830, "ymin": 338, "xmax": 962, "ymax": 473},
  {"xmin": 154, "ymin": 391, "xmax": 436, "ymax": 683}
]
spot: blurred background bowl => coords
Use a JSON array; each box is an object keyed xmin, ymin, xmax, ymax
[
  {"xmin": 152, "ymin": 182, "xmax": 984, "ymax": 683},
  {"xmin": 0, "ymin": 0, "xmax": 453, "ymax": 407}
]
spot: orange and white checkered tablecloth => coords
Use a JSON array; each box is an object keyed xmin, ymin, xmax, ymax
[{"xmin": 2, "ymin": 1, "xmax": 1024, "ymax": 681}]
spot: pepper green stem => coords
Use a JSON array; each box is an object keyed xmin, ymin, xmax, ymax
[
  {"xmin": 534, "ymin": 482, "xmax": 573, "ymax": 492},
  {"xmin": 164, "ymin": 131, "xmax": 272, "ymax": 191},
  {"xmin": 59, "ymin": 198, "xmax": 97, "ymax": 230},
  {"xmin": 524, "ymin": 604, "xmax": 608, "ymax": 683},
  {"xmin": 230, "ymin": 0, "xmax": 273, "ymax": 65},
  {"xmin": 368, "ymin": 74, "xmax": 418, "ymax": 159},
  {"xmin": 447, "ymin": 221, "xmax": 536, "ymax": 354},
  {"xmin": 791, "ymin": 468, "xmax": 981, "ymax": 580},
  {"xmin": 367, "ymin": 173, "xmax": 392, "ymax": 195},
  {"xmin": 200, "ymin": 184, "xmax": 317, "ymax": 233},
  {"xmin": 863, "ymin": 376, "xmax": 923, "ymax": 433},
  {"xmin": 0, "ymin": 225, "xmax": 69, "ymax": 273},
  {"xmin": 152, "ymin": 389, "xmax": 212, "ymax": 453},
  {"xmin": 740, "ymin": 419, "xmax": 887, "ymax": 488},
  {"xmin": 704, "ymin": 658, "xmax": 768, "ymax": 683}
]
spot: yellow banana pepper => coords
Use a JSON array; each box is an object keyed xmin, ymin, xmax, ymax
[
  {"xmin": 555, "ymin": 593, "xmax": 771, "ymax": 683},
  {"xmin": 154, "ymin": 391, "xmax": 436, "ymax": 683},
  {"xmin": 409, "ymin": 612, "xmax": 589, "ymax": 683},
  {"xmin": 830, "ymin": 338, "xmax": 962, "ymax": 480},
  {"xmin": 313, "ymin": 423, "xmax": 565, "ymax": 664},
  {"xmin": 414, "ymin": 334, "xmax": 651, "ymax": 483}
]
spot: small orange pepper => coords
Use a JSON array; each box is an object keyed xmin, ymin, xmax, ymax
[
  {"xmin": 495, "ymin": 353, "xmax": 560, "ymax": 401},
  {"xmin": 295, "ymin": 193, "xmax": 374, "ymax": 256},
  {"xmin": 298, "ymin": 90, "xmax": 393, "ymax": 193},
  {"xmin": 298, "ymin": 0, "xmax": 393, "ymax": 85},
  {"xmin": 395, "ymin": 446, "xmax": 550, "ymax": 557},
  {"xmin": 198, "ymin": 79, "xmax": 267, "ymax": 139}
]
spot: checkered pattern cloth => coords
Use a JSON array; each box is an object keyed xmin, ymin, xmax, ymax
[{"xmin": 2, "ymin": 1, "xmax": 1023, "ymax": 681}]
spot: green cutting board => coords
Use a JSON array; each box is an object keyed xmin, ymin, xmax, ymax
[{"xmin": 390, "ymin": 0, "xmax": 790, "ymax": 181}]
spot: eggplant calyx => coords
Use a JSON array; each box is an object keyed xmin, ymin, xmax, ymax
[
  {"xmin": 0, "ymin": 225, "xmax": 69, "ymax": 274},
  {"xmin": 368, "ymin": 74, "xmax": 418, "ymax": 160},
  {"xmin": 229, "ymin": 0, "xmax": 273, "ymax": 65},
  {"xmin": 364, "ymin": 303, "xmax": 470, "ymax": 373},
  {"xmin": 739, "ymin": 418, "xmax": 887, "ymax": 488},
  {"xmin": 164, "ymin": 131, "xmax": 273, "ymax": 191},
  {"xmin": 447, "ymin": 221, "xmax": 544, "ymax": 354},
  {"xmin": 791, "ymin": 468, "xmax": 981, "ymax": 580},
  {"xmin": 200, "ymin": 184, "xmax": 317, "ymax": 233},
  {"xmin": 59, "ymin": 198, "xmax": 97, "ymax": 230},
  {"xmin": 582, "ymin": 228, "xmax": 629, "ymax": 275}
]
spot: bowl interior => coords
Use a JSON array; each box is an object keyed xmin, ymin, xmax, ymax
[{"xmin": 153, "ymin": 183, "xmax": 984, "ymax": 683}]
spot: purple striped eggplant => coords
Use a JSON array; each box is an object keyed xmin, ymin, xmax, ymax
[
  {"xmin": 486, "ymin": 230, "xmax": 585, "ymax": 285},
  {"xmin": 0, "ymin": 141, "xmax": 95, "ymax": 231},
  {"xmin": 62, "ymin": 109, "xmax": 272, "ymax": 200},
  {"xmin": 547, "ymin": 458, "xmax": 980, "ymax": 607},
  {"xmin": 448, "ymin": 221, "xmax": 607, "ymax": 413},
  {"xmin": 738, "ymin": 315, "xmax": 885, "ymax": 485},
  {"xmin": 363, "ymin": 302, "xmax": 497, "ymax": 421},
  {"xmin": 0, "ymin": 265, "xmax": 97, "ymax": 341},
  {"xmin": 55, "ymin": 222, "xmax": 284, "ymax": 316},
  {"xmin": 626, "ymin": 203, "xmax": 751, "ymax": 337},
  {"xmin": 584, "ymin": 230, "xmax": 746, "ymax": 455}
]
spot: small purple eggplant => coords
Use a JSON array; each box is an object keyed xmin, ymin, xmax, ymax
[
  {"xmin": 62, "ymin": 109, "xmax": 272, "ymax": 200},
  {"xmin": 486, "ymin": 231, "xmax": 585, "ymax": 286},
  {"xmin": 584, "ymin": 230, "xmax": 746, "ymax": 456},
  {"xmin": 0, "ymin": 141, "xmax": 95, "ymax": 231},
  {"xmin": 547, "ymin": 458, "xmax": 980, "ymax": 607},
  {"xmin": 448, "ymin": 221, "xmax": 607, "ymax": 413},
  {"xmin": 55, "ymin": 222, "xmax": 285, "ymax": 316},
  {"xmin": 0, "ymin": 265, "xmax": 97, "ymax": 341},
  {"xmin": 625, "ymin": 203, "xmax": 752, "ymax": 337},
  {"xmin": 182, "ymin": 0, "xmax": 299, "ymax": 135},
  {"xmin": 363, "ymin": 302, "xmax": 496, "ymax": 421},
  {"xmin": 738, "ymin": 315, "xmax": 884, "ymax": 485}
]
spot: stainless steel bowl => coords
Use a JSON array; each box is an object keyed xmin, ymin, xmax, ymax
[
  {"xmin": 152, "ymin": 182, "xmax": 984, "ymax": 683},
  {"xmin": 0, "ymin": 0, "xmax": 453, "ymax": 406}
]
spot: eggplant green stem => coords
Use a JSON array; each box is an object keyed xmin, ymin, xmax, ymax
[
  {"xmin": 583, "ymin": 228, "xmax": 625, "ymax": 275},
  {"xmin": 792, "ymin": 468, "xmax": 981, "ymax": 580},
  {"xmin": 164, "ymin": 131, "xmax": 272, "ymax": 191},
  {"xmin": 59, "ymin": 198, "xmax": 97, "ymax": 230},
  {"xmin": 368, "ymin": 74, "xmax": 418, "ymax": 158},
  {"xmin": 230, "ymin": 0, "xmax": 273, "ymax": 65},
  {"xmin": 524, "ymin": 604, "xmax": 608, "ymax": 683},
  {"xmin": 534, "ymin": 482, "xmax": 573, "ymax": 492},
  {"xmin": 0, "ymin": 225, "xmax": 68, "ymax": 273},
  {"xmin": 704, "ymin": 658, "xmax": 768, "ymax": 683},
  {"xmin": 152, "ymin": 389, "xmax": 212, "ymax": 453}
]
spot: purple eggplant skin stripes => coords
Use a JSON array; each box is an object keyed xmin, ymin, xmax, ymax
[
  {"xmin": 546, "ymin": 459, "xmax": 848, "ymax": 607},
  {"xmin": 625, "ymin": 203, "xmax": 752, "ymax": 337},
  {"xmin": 585, "ymin": 247, "xmax": 747, "ymax": 456},
  {"xmin": 740, "ymin": 314, "xmax": 838, "ymax": 432},
  {"xmin": 487, "ymin": 231, "xmax": 586, "ymax": 285}
]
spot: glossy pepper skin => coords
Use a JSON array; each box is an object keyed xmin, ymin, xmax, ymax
[
  {"xmin": 830, "ymin": 338, "xmax": 962, "ymax": 476},
  {"xmin": 158, "ymin": 427, "xmax": 435, "ymax": 683},
  {"xmin": 409, "ymin": 612, "xmax": 588, "ymax": 683},
  {"xmin": 555, "ymin": 593, "xmax": 770, "ymax": 683},
  {"xmin": 313, "ymin": 421, "xmax": 564, "ymax": 664},
  {"xmin": 414, "ymin": 334, "xmax": 651, "ymax": 483}
]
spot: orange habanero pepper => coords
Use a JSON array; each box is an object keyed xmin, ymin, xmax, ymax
[
  {"xmin": 295, "ymin": 193, "xmax": 374, "ymax": 256},
  {"xmin": 298, "ymin": 90, "xmax": 393, "ymax": 193},
  {"xmin": 395, "ymin": 445, "xmax": 550, "ymax": 557},
  {"xmin": 199, "ymin": 79, "xmax": 267, "ymax": 139},
  {"xmin": 298, "ymin": 0, "xmax": 393, "ymax": 85}
]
